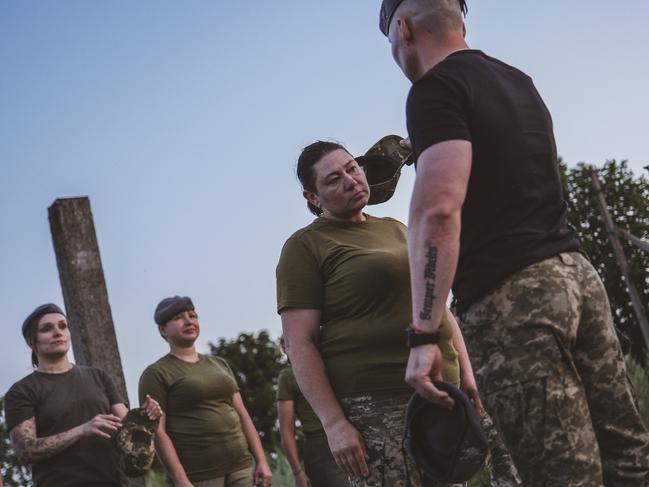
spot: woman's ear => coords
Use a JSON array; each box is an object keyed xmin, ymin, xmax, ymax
[{"xmin": 303, "ymin": 190, "xmax": 321, "ymax": 210}]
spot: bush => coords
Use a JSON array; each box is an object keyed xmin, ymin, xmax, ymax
[{"xmin": 626, "ymin": 353, "xmax": 649, "ymax": 427}]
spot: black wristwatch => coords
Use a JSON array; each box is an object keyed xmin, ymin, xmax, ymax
[{"xmin": 406, "ymin": 327, "xmax": 441, "ymax": 348}]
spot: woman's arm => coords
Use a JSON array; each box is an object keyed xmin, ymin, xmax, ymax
[
  {"xmin": 153, "ymin": 414, "xmax": 193, "ymax": 487},
  {"xmin": 111, "ymin": 403, "xmax": 129, "ymax": 419},
  {"xmin": 278, "ymin": 400, "xmax": 311, "ymax": 487},
  {"xmin": 9, "ymin": 414, "xmax": 122, "ymax": 464},
  {"xmin": 232, "ymin": 392, "xmax": 272, "ymax": 486},
  {"xmin": 281, "ymin": 309, "xmax": 368, "ymax": 480},
  {"xmin": 448, "ymin": 310, "xmax": 485, "ymax": 415}
]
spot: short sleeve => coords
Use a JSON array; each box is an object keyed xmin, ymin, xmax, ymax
[
  {"xmin": 276, "ymin": 368, "xmax": 297, "ymax": 402},
  {"xmin": 96, "ymin": 368, "xmax": 125, "ymax": 407},
  {"xmin": 406, "ymin": 71, "xmax": 471, "ymax": 161},
  {"xmin": 276, "ymin": 236, "xmax": 323, "ymax": 314},
  {"xmin": 4, "ymin": 382, "xmax": 36, "ymax": 432},
  {"xmin": 212, "ymin": 357, "xmax": 240, "ymax": 393},
  {"xmin": 138, "ymin": 366, "xmax": 168, "ymax": 412}
]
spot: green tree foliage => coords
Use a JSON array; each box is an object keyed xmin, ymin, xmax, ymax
[
  {"xmin": 208, "ymin": 330, "xmax": 286, "ymax": 451},
  {"xmin": 561, "ymin": 160, "xmax": 649, "ymax": 359},
  {"xmin": 0, "ymin": 397, "xmax": 32, "ymax": 486}
]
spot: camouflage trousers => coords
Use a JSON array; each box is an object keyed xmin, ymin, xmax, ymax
[
  {"xmin": 460, "ymin": 252, "xmax": 649, "ymax": 487},
  {"xmin": 340, "ymin": 393, "xmax": 464, "ymax": 487}
]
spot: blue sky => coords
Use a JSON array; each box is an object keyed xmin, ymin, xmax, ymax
[{"xmin": 2, "ymin": 1, "xmax": 648, "ymax": 403}]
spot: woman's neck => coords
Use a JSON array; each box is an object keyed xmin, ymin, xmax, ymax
[
  {"xmin": 169, "ymin": 345, "xmax": 199, "ymax": 363},
  {"xmin": 321, "ymin": 209, "xmax": 366, "ymax": 223},
  {"xmin": 37, "ymin": 356, "xmax": 73, "ymax": 374}
]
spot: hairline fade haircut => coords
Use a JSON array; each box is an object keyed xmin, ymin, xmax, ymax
[{"xmin": 394, "ymin": 0, "xmax": 465, "ymax": 37}]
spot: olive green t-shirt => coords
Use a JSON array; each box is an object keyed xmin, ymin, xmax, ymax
[
  {"xmin": 276, "ymin": 366, "xmax": 323, "ymax": 434},
  {"xmin": 138, "ymin": 354, "xmax": 252, "ymax": 481},
  {"xmin": 276, "ymin": 215, "xmax": 460, "ymax": 397}
]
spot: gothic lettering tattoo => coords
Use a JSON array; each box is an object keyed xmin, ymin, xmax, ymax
[{"xmin": 419, "ymin": 246, "xmax": 438, "ymax": 320}]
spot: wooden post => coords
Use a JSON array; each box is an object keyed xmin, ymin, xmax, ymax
[
  {"xmin": 616, "ymin": 227, "xmax": 649, "ymax": 254},
  {"xmin": 49, "ymin": 197, "xmax": 145, "ymax": 485},
  {"xmin": 590, "ymin": 171, "xmax": 649, "ymax": 349},
  {"xmin": 48, "ymin": 197, "xmax": 129, "ymax": 402}
]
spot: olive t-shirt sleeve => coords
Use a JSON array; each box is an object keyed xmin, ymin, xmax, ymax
[
  {"xmin": 276, "ymin": 236, "xmax": 323, "ymax": 313},
  {"xmin": 138, "ymin": 366, "xmax": 168, "ymax": 412},
  {"xmin": 211, "ymin": 357, "xmax": 240, "ymax": 393},
  {"xmin": 96, "ymin": 368, "xmax": 124, "ymax": 407},
  {"xmin": 406, "ymin": 71, "xmax": 472, "ymax": 161},
  {"xmin": 276, "ymin": 368, "xmax": 296, "ymax": 401},
  {"xmin": 4, "ymin": 382, "xmax": 36, "ymax": 432}
]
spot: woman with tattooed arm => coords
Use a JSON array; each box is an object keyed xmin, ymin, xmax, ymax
[{"xmin": 4, "ymin": 303, "xmax": 161, "ymax": 487}]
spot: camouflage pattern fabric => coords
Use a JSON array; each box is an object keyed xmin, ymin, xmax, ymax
[
  {"xmin": 340, "ymin": 394, "xmax": 464, "ymax": 487},
  {"xmin": 114, "ymin": 408, "xmax": 158, "ymax": 477},
  {"xmin": 479, "ymin": 413, "xmax": 522, "ymax": 487},
  {"xmin": 460, "ymin": 252, "xmax": 649, "ymax": 487}
]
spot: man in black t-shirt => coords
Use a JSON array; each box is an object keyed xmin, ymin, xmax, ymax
[{"xmin": 378, "ymin": 0, "xmax": 649, "ymax": 485}]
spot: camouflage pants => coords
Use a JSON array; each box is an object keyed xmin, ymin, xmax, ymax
[
  {"xmin": 340, "ymin": 393, "xmax": 464, "ymax": 487},
  {"xmin": 460, "ymin": 252, "xmax": 649, "ymax": 487}
]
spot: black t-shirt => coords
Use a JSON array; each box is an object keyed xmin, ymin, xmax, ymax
[
  {"xmin": 406, "ymin": 49, "xmax": 579, "ymax": 312},
  {"xmin": 4, "ymin": 365, "xmax": 125, "ymax": 487}
]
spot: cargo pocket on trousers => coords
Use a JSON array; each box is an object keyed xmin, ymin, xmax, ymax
[{"xmin": 481, "ymin": 331, "xmax": 578, "ymax": 469}]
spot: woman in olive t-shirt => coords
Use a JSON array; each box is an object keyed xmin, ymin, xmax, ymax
[
  {"xmin": 139, "ymin": 296, "xmax": 272, "ymax": 487},
  {"xmin": 4, "ymin": 303, "xmax": 162, "ymax": 487},
  {"xmin": 276, "ymin": 141, "xmax": 483, "ymax": 487}
]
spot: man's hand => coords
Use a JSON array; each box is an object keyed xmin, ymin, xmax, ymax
[
  {"xmin": 400, "ymin": 137, "xmax": 412, "ymax": 150},
  {"xmin": 325, "ymin": 418, "xmax": 369, "ymax": 480},
  {"xmin": 405, "ymin": 344, "xmax": 455, "ymax": 409}
]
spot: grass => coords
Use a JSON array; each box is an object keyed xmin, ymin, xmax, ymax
[{"xmin": 626, "ymin": 352, "xmax": 649, "ymax": 427}]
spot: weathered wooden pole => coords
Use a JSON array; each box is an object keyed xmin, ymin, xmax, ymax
[
  {"xmin": 590, "ymin": 171, "xmax": 649, "ymax": 349},
  {"xmin": 48, "ymin": 197, "xmax": 129, "ymax": 402},
  {"xmin": 49, "ymin": 197, "xmax": 143, "ymax": 486}
]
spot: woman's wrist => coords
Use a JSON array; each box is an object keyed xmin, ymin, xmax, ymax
[{"xmin": 292, "ymin": 467, "xmax": 303, "ymax": 475}]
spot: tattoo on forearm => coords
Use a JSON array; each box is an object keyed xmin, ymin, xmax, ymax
[
  {"xmin": 11, "ymin": 418, "xmax": 80, "ymax": 464},
  {"xmin": 419, "ymin": 246, "xmax": 438, "ymax": 320}
]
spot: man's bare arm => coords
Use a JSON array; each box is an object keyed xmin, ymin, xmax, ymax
[{"xmin": 406, "ymin": 139, "xmax": 471, "ymax": 405}]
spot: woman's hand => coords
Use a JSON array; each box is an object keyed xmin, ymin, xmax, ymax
[
  {"xmin": 81, "ymin": 414, "xmax": 122, "ymax": 439},
  {"xmin": 293, "ymin": 469, "xmax": 312, "ymax": 487},
  {"xmin": 461, "ymin": 367, "xmax": 485, "ymax": 417},
  {"xmin": 325, "ymin": 418, "xmax": 369, "ymax": 480},
  {"xmin": 143, "ymin": 394, "xmax": 163, "ymax": 421},
  {"xmin": 254, "ymin": 461, "xmax": 273, "ymax": 486}
]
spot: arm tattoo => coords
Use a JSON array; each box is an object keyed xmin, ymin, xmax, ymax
[
  {"xmin": 10, "ymin": 417, "xmax": 82, "ymax": 464},
  {"xmin": 419, "ymin": 246, "xmax": 438, "ymax": 321}
]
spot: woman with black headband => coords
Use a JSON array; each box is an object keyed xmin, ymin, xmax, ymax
[
  {"xmin": 3, "ymin": 303, "xmax": 161, "ymax": 487},
  {"xmin": 139, "ymin": 296, "xmax": 273, "ymax": 487},
  {"xmin": 276, "ymin": 138, "xmax": 481, "ymax": 487}
]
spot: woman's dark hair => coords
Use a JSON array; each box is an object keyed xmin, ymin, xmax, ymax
[
  {"xmin": 25, "ymin": 323, "xmax": 40, "ymax": 368},
  {"xmin": 297, "ymin": 141, "xmax": 348, "ymax": 216}
]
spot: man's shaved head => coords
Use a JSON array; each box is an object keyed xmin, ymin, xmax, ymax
[{"xmin": 393, "ymin": 0, "xmax": 465, "ymax": 38}]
